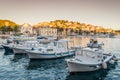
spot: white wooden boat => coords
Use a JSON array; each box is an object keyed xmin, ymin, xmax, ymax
[
  {"xmin": 26, "ymin": 39, "xmax": 75, "ymax": 59},
  {"xmin": 11, "ymin": 41, "xmax": 42, "ymax": 54},
  {"xmin": 2, "ymin": 35, "xmax": 36, "ymax": 53},
  {"xmin": 66, "ymin": 48, "xmax": 117, "ymax": 72},
  {"xmin": 3, "ymin": 35, "xmax": 56, "ymax": 54}
]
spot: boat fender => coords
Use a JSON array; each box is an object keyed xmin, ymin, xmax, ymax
[
  {"xmin": 102, "ymin": 62, "xmax": 107, "ymax": 69},
  {"xmin": 96, "ymin": 65, "xmax": 100, "ymax": 68}
]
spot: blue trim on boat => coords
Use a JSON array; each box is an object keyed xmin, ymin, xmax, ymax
[{"xmin": 29, "ymin": 51, "xmax": 75, "ymax": 56}]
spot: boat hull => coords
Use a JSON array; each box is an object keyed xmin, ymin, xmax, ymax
[
  {"xmin": 67, "ymin": 61, "xmax": 101, "ymax": 72},
  {"xmin": 27, "ymin": 51, "xmax": 75, "ymax": 59},
  {"xmin": 13, "ymin": 48, "xmax": 27, "ymax": 54},
  {"xmin": 12, "ymin": 47, "xmax": 31, "ymax": 54},
  {"xmin": 66, "ymin": 54, "xmax": 115, "ymax": 72}
]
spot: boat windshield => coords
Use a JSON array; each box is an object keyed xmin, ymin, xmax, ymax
[{"xmin": 77, "ymin": 50, "xmax": 103, "ymax": 59}]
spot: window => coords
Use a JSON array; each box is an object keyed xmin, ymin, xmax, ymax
[{"xmin": 47, "ymin": 49, "xmax": 53, "ymax": 51}]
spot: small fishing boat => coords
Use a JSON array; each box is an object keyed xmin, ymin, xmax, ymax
[
  {"xmin": 66, "ymin": 48, "xmax": 118, "ymax": 72},
  {"xmin": 3, "ymin": 35, "xmax": 56, "ymax": 54},
  {"xmin": 26, "ymin": 39, "xmax": 75, "ymax": 59},
  {"xmin": 11, "ymin": 41, "xmax": 41, "ymax": 54},
  {"xmin": 2, "ymin": 35, "xmax": 36, "ymax": 53},
  {"xmin": 87, "ymin": 38, "xmax": 104, "ymax": 49}
]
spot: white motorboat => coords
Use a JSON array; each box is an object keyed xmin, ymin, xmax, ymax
[
  {"xmin": 66, "ymin": 48, "xmax": 117, "ymax": 72},
  {"xmin": 2, "ymin": 35, "xmax": 36, "ymax": 53},
  {"xmin": 87, "ymin": 38, "xmax": 104, "ymax": 49},
  {"xmin": 26, "ymin": 39, "xmax": 75, "ymax": 59},
  {"xmin": 11, "ymin": 41, "xmax": 42, "ymax": 54},
  {"xmin": 3, "ymin": 35, "xmax": 56, "ymax": 54}
]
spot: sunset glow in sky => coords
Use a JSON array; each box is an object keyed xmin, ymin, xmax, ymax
[{"xmin": 0, "ymin": 0, "xmax": 120, "ymax": 30}]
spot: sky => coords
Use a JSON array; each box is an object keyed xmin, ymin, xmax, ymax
[{"xmin": 0, "ymin": 0, "xmax": 120, "ymax": 30}]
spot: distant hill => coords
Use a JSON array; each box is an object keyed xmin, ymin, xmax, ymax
[
  {"xmin": 0, "ymin": 20, "xmax": 19, "ymax": 34},
  {"xmin": 0, "ymin": 19, "xmax": 115, "ymax": 34},
  {"xmin": 33, "ymin": 20, "xmax": 115, "ymax": 33}
]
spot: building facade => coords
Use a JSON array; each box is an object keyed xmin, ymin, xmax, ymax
[
  {"xmin": 33, "ymin": 26, "xmax": 57, "ymax": 36},
  {"xmin": 20, "ymin": 23, "xmax": 33, "ymax": 35}
]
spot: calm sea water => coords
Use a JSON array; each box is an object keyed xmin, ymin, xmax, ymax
[{"xmin": 0, "ymin": 37, "xmax": 120, "ymax": 80}]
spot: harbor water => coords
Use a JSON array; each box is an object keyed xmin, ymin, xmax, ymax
[{"xmin": 0, "ymin": 37, "xmax": 120, "ymax": 80}]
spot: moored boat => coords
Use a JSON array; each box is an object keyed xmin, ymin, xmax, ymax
[
  {"xmin": 26, "ymin": 39, "xmax": 75, "ymax": 59},
  {"xmin": 2, "ymin": 35, "xmax": 36, "ymax": 53},
  {"xmin": 66, "ymin": 48, "xmax": 118, "ymax": 72},
  {"xmin": 11, "ymin": 41, "xmax": 41, "ymax": 54},
  {"xmin": 87, "ymin": 38, "xmax": 104, "ymax": 49}
]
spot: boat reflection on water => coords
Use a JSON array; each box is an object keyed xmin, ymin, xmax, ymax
[
  {"xmin": 2, "ymin": 48, "xmax": 13, "ymax": 55},
  {"xmin": 0, "ymin": 49, "xmax": 5, "ymax": 59},
  {"xmin": 27, "ymin": 58, "xmax": 67, "ymax": 70},
  {"xmin": 12, "ymin": 54, "xmax": 28, "ymax": 62},
  {"xmin": 66, "ymin": 70, "xmax": 107, "ymax": 80},
  {"xmin": 26, "ymin": 59, "xmax": 69, "ymax": 80},
  {"xmin": 26, "ymin": 58, "xmax": 118, "ymax": 80},
  {"xmin": 66, "ymin": 62, "xmax": 118, "ymax": 80}
]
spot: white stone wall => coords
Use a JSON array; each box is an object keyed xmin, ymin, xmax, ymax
[{"xmin": 39, "ymin": 27, "xmax": 57, "ymax": 36}]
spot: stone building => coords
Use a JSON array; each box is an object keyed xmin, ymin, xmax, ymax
[
  {"xmin": 20, "ymin": 23, "xmax": 33, "ymax": 35},
  {"xmin": 33, "ymin": 26, "xmax": 57, "ymax": 36}
]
